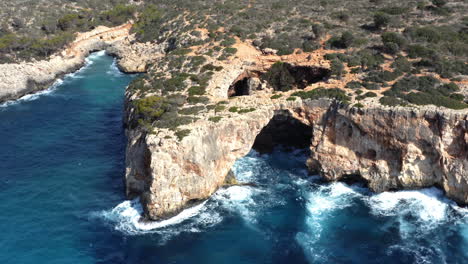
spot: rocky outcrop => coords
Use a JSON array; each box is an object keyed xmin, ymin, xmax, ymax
[
  {"xmin": 0, "ymin": 23, "xmax": 158, "ymax": 103},
  {"xmin": 125, "ymin": 101, "xmax": 279, "ymax": 220},
  {"xmin": 300, "ymin": 102, "xmax": 468, "ymax": 205},
  {"xmin": 125, "ymin": 96, "xmax": 467, "ymax": 220}
]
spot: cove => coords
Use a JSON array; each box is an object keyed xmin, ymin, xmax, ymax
[{"xmin": 0, "ymin": 52, "xmax": 467, "ymax": 264}]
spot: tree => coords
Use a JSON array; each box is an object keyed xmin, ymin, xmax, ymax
[
  {"xmin": 374, "ymin": 12, "xmax": 390, "ymax": 29},
  {"xmin": 331, "ymin": 59, "xmax": 345, "ymax": 79},
  {"xmin": 432, "ymin": 0, "xmax": 447, "ymax": 7},
  {"xmin": 312, "ymin": 23, "xmax": 325, "ymax": 39},
  {"xmin": 381, "ymin": 32, "xmax": 407, "ymax": 54},
  {"xmin": 341, "ymin": 31, "xmax": 354, "ymax": 48}
]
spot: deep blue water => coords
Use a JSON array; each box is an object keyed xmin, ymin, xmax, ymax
[{"xmin": 0, "ymin": 52, "xmax": 467, "ymax": 264}]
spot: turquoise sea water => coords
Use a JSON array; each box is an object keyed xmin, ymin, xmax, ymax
[{"xmin": 0, "ymin": 52, "xmax": 467, "ymax": 264}]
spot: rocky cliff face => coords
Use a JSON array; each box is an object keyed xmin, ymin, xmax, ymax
[
  {"xmin": 300, "ymin": 102, "xmax": 468, "ymax": 205},
  {"xmin": 125, "ymin": 96, "xmax": 468, "ymax": 220}
]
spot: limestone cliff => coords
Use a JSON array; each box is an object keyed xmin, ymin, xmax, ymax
[
  {"xmin": 299, "ymin": 102, "xmax": 468, "ymax": 205},
  {"xmin": 122, "ymin": 32, "xmax": 467, "ymax": 220},
  {"xmin": 0, "ymin": 23, "xmax": 159, "ymax": 103},
  {"xmin": 125, "ymin": 94, "xmax": 467, "ymax": 220}
]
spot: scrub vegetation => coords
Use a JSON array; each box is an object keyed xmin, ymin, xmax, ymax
[{"xmin": 2, "ymin": 0, "xmax": 467, "ymax": 134}]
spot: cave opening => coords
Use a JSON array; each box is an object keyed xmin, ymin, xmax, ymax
[
  {"xmin": 229, "ymin": 77, "xmax": 251, "ymax": 96},
  {"xmin": 287, "ymin": 65, "xmax": 331, "ymax": 89},
  {"xmin": 252, "ymin": 110, "xmax": 313, "ymax": 153},
  {"xmin": 262, "ymin": 63, "xmax": 331, "ymax": 91},
  {"xmin": 228, "ymin": 71, "xmax": 261, "ymax": 97}
]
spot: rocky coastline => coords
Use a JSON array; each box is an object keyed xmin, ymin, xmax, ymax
[
  {"xmin": 124, "ymin": 95, "xmax": 467, "ymax": 220},
  {"xmin": 1, "ymin": 23, "xmax": 466, "ymax": 222},
  {"xmin": 0, "ymin": 23, "xmax": 161, "ymax": 103}
]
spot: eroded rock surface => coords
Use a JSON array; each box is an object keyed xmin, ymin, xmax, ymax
[{"xmin": 125, "ymin": 96, "xmax": 468, "ymax": 220}]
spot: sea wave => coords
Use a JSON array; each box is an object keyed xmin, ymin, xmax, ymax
[
  {"xmin": 296, "ymin": 182, "xmax": 468, "ymax": 263},
  {"xmin": 107, "ymin": 60, "xmax": 124, "ymax": 77},
  {"xmin": 93, "ymin": 183, "xmax": 261, "ymax": 241},
  {"xmin": 0, "ymin": 79, "xmax": 64, "ymax": 108}
]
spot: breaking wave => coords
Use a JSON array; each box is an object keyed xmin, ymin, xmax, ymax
[
  {"xmin": 0, "ymin": 79, "xmax": 63, "ymax": 108},
  {"xmin": 296, "ymin": 183, "xmax": 468, "ymax": 263},
  {"xmin": 94, "ymin": 149, "xmax": 467, "ymax": 261}
]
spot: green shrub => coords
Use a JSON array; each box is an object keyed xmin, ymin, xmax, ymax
[
  {"xmin": 208, "ymin": 116, "xmax": 223, "ymax": 123},
  {"xmin": 178, "ymin": 106, "xmax": 205, "ymax": 115},
  {"xmin": 201, "ymin": 63, "xmax": 223, "ymax": 72},
  {"xmin": 354, "ymin": 103, "xmax": 364, "ymax": 108},
  {"xmin": 238, "ymin": 108, "xmax": 256, "ymax": 114},
  {"xmin": 228, "ymin": 106, "xmax": 239, "ymax": 112},
  {"xmin": 405, "ymin": 92, "xmax": 468, "ymax": 109},
  {"xmin": 381, "ymin": 32, "xmax": 407, "ymax": 54},
  {"xmin": 224, "ymin": 47, "xmax": 238, "ymax": 55},
  {"xmin": 362, "ymin": 82, "xmax": 381, "ymax": 90},
  {"xmin": 363, "ymin": 92, "xmax": 377, "ymax": 97},
  {"xmin": 291, "ymin": 88, "xmax": 350, "ymax": 103},
  {"xmin": 188, "ymin": 86, "xmax": 206, "ymax": 96},
  {"xmin": 132, "ymin": 4, "xmax": 163, "ymax": 42},
  {"xmin": 270, "ymin": 94, "xmax": 283, "ymax": 99},
  {"xmin": 392, "ymin": 56, "xmax": 412, "ymax": 72},
  {"xmin": 220, "ymin": 37, "xmax": 236, "ymax": 47},
  {"xmin": 327, "ymin": 31, "xmax": 355, "ymax": 49},
  {"xmin": 189, "ymin": 56, "xmax": 207, "ymax": 69},
  {"xmin": 134, "ymin": 96, "xmax": 167, "ymax": 122},
  {"xmin": 407, "ymin": 44, "xmax": 436, "ymax": 59},
  {"xmin": 170, "ymin": 48, "xmax": 192, "ymax": 55},
  {"xmin": 262, "ymin": 62, "xmax": 296, "ymax": 91},
  {"xmin": 432, "ymin": 0, "xmax": 447, "ymax": 7},
  {"xmin": 346, "ymin": 81, "xmax": 362, "ymax": 89},
  {"xmin": 286, "ymin": 96, "xmax": 297, "ymax": 101},
  {"xmin": 330, "ymin": 59, "xmax": 344, "ymax": 79},
  {"xmin": 175, "ymin": 129, "xmax": 191, "ymax": 141},
  {"xmin": 357, "ymin": 49, "xmax": 385, "ymax": 70},
  {"xmin": 374, "ymin": 12, "xmax": 391, "ymax": 29},
  {"xmin": 450, "ymin": 94, "xmax": 465, "ymax": 101},
  {"xmin": 379, "ymin": 96, "xmax": 406, "ymax": 106},
  {"xmin": 312, "ymin": 23, "xmax": 325, "ymax": 39},
  {"xmin": 214, "ymin": 105, "xmax": 226, "ymax": 113},
  {"xmin": 187, "ymin": 96, "xmax": 210, "ymax": 104}
]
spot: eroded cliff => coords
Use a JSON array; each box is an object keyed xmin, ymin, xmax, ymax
[{"xmin": 125, "ymin": 93, "xmax": 467, "ymax": 220}]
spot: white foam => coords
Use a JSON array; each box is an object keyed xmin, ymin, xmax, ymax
[
  {"xmin": 95, "ymin": 198, "xmax": 216, "ymax": 235},
  {"xmin": 0, "ymin": 79, "xmax": 63, "ymax": 108},
  {"xmin": 213, "ymin": 186, "xmax": 260, "ymax": 224},
  {"xmin": 368, "ymin": 188, "xmax": 448, "ymax": 224},
  {"xmin": 107, "ymin": 60, "xmax": 124, "ymax": 77},
  {"xmin": 297, "ymin": 181, "xmax": 364, "ymax": 260}
]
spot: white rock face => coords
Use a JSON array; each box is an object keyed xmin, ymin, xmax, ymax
[{"xmin": 125, "ymin": 97, "xmax": 468, "ymax": 220}]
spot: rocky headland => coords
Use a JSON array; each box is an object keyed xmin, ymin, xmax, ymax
[
  {"xmin": 0, "ymin": 23, "xmax": 162, "ymax": 103},
  {"xmin": 122, "ymin": 36, "xmax": 468, "ymax": 220},
  {"xmin": 125, "ymin": 95, "xmax": 467, "ymax": 220},
  {"xmin": 1, "ymin": 21, "xmax": 466, "ymax": 222}
]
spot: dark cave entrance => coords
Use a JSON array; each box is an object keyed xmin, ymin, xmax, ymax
[
  {"xmin": 286, "ymin": 65, "xmax": 331, "ymax": 89},
  {"xmin": 228, "ymin": 71, "xmax": 262, "ymax": 97},
  {"xmin": 252, "ymin": 110, "xmax": 313, "ymax": 153},
  {"xmin": 229, "ymin": 77, "xmax": 251, "ymax": 96},
  {"xmin": 262, "ymin": 63, "xmax": 331, "ymax": 92}
]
